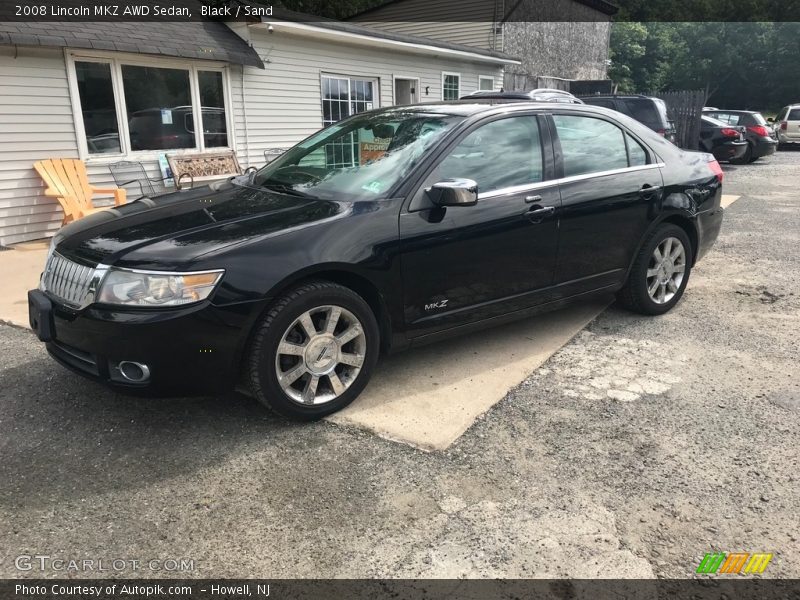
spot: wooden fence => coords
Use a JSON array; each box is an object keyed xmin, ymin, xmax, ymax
[{"xmin": 646, "ymin": 90, "xmax": 706, "ymax": 150}]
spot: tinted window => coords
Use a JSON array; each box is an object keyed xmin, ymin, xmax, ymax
[
  {"xmin": 584, "ymin": 98, "xmax": 616, "ymax": 110},
  {"xmin": 438, "ymin": 116, "xmax": 543, "ymax": 194},
  {"xmin": 710, "ymin": 112, "xmax": 741, "ymax": 125},
  {"xmin": 553, "ymin": 115, "xmax": 628, "ymax": 176},
  {"xmin": 623, "ymin": 98, "xmax": 662, "ymax": 125},
  {"xmin": 750, "ymin": 113, "xmax": 767, "ymax": 125},
  {"xmin": 627, "ymin": 134, "xmax": 648, "ymax": 166},
  {"xmin": 789, "ymin": 109, "xmax": 800, "ymax": 120}
]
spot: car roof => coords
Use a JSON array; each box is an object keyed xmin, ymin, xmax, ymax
[
  {"xmin": 580, "ymin": 94, "xmax": 655, "ymax": 100},
  {"xmin": 703, "ymin": 108, "xmax": 759, "ymax": 114},
  {"xmin": 374, "ymin": 100, "xmax": 616, "ymax": 118}
]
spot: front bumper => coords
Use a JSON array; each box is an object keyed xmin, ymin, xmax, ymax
[{"xmin": 29, "ymin": 290, "xmax": 263, "ymax": 397}]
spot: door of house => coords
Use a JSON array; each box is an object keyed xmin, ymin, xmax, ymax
[{"xmin": 394, "ymin": 77, "xmax": 419, "ymax": 106}]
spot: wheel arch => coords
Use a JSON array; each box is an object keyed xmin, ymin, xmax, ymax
[
  {"xmin": 626, "ymin": 211, "xmax": 699, "ymax": 279},
  {"xmin": 263, "ymin": 265, "xmax": 394, "ymax": 355}
]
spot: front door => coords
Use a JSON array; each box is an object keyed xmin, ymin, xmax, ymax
[
  {"xmin": 549, "ymin": 113, "xmax": 663, "ymax": 295},
  {"xmin": 394, "ymin": 78, "xmax": 419, "ymax": 106},
  {"xmin": 399, "ymin": 114, "xmax": 560, "ymax": 337}
]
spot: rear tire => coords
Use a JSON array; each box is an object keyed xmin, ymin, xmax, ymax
[
  {"xmin": 247, "ymin": 280, "xmax": 379, "ymax": 420},
  {"xmin": 617, "ymin": 224, "xmax": 693, "ymax": 316}
]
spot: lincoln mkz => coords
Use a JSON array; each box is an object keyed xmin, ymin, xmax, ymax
[{"xmin": 28, "ymin": 101, "xmax": 724, "ymax": 419}]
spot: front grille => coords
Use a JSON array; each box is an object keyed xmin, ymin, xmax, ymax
[{"xmin": 41, "ymin": 252, "xmax": 96, "ymax": 307}]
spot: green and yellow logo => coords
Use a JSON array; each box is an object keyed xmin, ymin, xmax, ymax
[{"xmin": 696, "ymin": 552, "xmax": 773, "ymax": 575}]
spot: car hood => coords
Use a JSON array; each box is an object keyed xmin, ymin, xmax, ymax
[{"xmin": 54, "ymin": 181, "xmax": 345, "ymax": 270}]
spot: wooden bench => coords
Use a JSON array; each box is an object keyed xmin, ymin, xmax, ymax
[{"xmin": 167, "ymin": 150, "xmax": 253, "ymax": 190}]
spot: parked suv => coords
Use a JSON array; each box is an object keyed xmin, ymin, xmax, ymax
[
  {"xmin": 772, "ymin": 104, "xmax": 800, "ymax": 147},
  {"xmin": 702, "ymin": 109, "xmax": 778, "ymax": 163},
  {"xmin": 579, "ymin": 94, "xmax": 677, "ymax": 143}
]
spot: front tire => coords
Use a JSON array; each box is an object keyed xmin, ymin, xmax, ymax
[
  {"xmin": 617, "ymin": 224, "xmax": 693, "ymax": 316},
  {"xmin": 247, "ymin": 281, "xmax": 379, "ymax": 420}
]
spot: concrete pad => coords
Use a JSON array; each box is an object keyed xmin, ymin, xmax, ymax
[
  {"xmin": 0, "ymin": 245, "xmax": 47, "ymax": 328},
  {"xmin": 328, "ymin": 298, "xmax": 609, "ymax": 451},
  {"xmin": 721, "ymin": 194, "xmax": 740, "ymax": 208}
]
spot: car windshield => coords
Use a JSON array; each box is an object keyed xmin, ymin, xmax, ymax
[{"xmin": 252, "ymin": 111, "xmax": 464, "ymax": 201}]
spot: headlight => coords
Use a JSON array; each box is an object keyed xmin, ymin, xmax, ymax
[{"xmin": 97, "ymin": 268, "xmax": 224, "ymax": 307}]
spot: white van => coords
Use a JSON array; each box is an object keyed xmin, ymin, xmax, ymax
[{"xmin": 773, "ymin": 104, "xmax": 800, "ymax": 145}]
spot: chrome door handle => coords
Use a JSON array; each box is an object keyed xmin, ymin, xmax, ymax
[
  {"xmin": 526, "ymin": 205, "xmax": 555, "ymax": 222},
  {"xmin": 524, "ymin": 195, "xmax": 543, "ymax": 203}
]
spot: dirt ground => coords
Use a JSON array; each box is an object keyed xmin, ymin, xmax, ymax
[{"xmin": 1, "ymin": 150, "xmax": 798, "ymax": 579}]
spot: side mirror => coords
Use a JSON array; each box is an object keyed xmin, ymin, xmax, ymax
[{"xmin": 426, "ymin": 178, "xmax": 478, "ymax": 207}]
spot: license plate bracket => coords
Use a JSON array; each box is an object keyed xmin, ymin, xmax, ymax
[{"xmin": 28, "ymin": 289, "xmax": 54, "ymax": 342}]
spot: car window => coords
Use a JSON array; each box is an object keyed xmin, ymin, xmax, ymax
[
  {"xmin": 584, "ymin": 98, "xmax": 617, "ymax": 110},
  {"xmin": 750, "ymin": 113, "xmax": 767, "ymax": 125},
  {"xmin": 622, "ymin": 98, "xmax": 662, "ymax": 125},
  {"xmin": 438, "ymin": 116, "xmax": 543, "ymax": 194},
  {"xmin": 776, "ymin": 107, "xmax": 788, "ymax": 121},
  {"xmin": 553, "ymin": 115, "xmax": 628, "ymax": 176},
  {"xmin": 627, "ymin": 134, "xmax": 648, "ymax": 166},
  {"xmin": 788, "ymin": 109, "xmax": 800, "ymax": 121},
  {"xmin": 710, "ymin": 113, "xmax": 740, "ymax": 125}
]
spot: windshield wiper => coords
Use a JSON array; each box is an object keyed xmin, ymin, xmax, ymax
[{"xmin": 261, "ymin": 182, "xmax": 314, "ymax": 198}]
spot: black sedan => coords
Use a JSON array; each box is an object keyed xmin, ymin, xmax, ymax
[
  {"xmin": 29, "ymin": 102, "xmax": 725, "ymax": 419},
  {"xmin": 702, "ymin": 109, "xmax": 778, "ymax": 163},
  {"xmin": 700, "ymin": 115, "xmax": 749, "ymax": 163}
]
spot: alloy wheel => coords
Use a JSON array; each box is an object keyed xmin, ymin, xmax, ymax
[
  {"xmin": 646, "ymin": 236, "xmax": 687, "ymax": 304},
  {"xmin": 274, "ymin": 305, "xmax": 367, "ymax": 405}
]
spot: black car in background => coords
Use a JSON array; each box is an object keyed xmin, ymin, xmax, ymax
[
  {"xmin": 700, "ymin": 115, "xmax": 748, "ymax": 162},
  {"xmin": 579, "ymin": 94, "xmax": 677, "ymax": 143},
  {"xmin": 702, "ymin": 109, "xmax": 778, "ymax": 163},
  {"xmin": 29, "ymin": 102, "xmax": 724, "ymax": 420}
]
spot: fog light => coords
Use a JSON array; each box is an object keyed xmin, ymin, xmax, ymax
[{"xmin": 117, "ymin": 361, "xmax": 151, "ymax": 383}]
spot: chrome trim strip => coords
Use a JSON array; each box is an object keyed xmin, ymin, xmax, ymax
[{"xmin": 478, "ymin": 163, "xmax": 666, "ymax": 200}]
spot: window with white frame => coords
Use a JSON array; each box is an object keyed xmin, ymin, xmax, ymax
[
  {"xmin": 442, "ymin": 72, "xmax": 461, "ymax": 101},
  {"xmin": 320, "ymin": 75, "xmax": 378, "ymax": 168},
  {"xmin": 70, "ymin": 54, "xmax": 231, "ymax": 157},
  {"xmin": 479, "ymin": 76, "xmax": 495, "ymax": 91}
]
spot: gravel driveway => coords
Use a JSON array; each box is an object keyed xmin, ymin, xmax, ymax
[{"xmin": 1, "ymin": 150, "xmax": 798, "ymax": 579}]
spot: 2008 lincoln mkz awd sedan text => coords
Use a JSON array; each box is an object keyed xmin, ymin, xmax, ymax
[{"xmin": 28, "ymin": 101, "xmax": 724, "ymax": 419}]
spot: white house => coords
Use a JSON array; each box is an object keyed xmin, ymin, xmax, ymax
[{"xmin": 0, "ymin": 11, "xmax": 519, "ymax": 246}]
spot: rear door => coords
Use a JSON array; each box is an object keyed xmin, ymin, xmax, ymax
[
  {"xmin": 399, "ymin": 113, "xmax": 560, "ymax": 336},
  {"xmin": 549, "ymin": 112, "xmax": 663, "ymax": 295}
]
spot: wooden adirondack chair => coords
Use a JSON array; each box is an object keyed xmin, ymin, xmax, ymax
[{"xmin": 34, "ymin": 158, "xmax": 127, "ymax": 225}]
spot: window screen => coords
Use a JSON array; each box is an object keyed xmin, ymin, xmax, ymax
[
  {"xmin": 443, "ymin": 74, "xmax": 460, "ymax": 101},
  {"xmin": 75, "ymin": 61, "xmax": 121, "ymax": 155}
]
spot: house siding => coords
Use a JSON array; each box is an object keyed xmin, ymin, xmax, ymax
[{"xmin": 0, "ymin": 45, "xmax": 77, "ymax": 246}]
